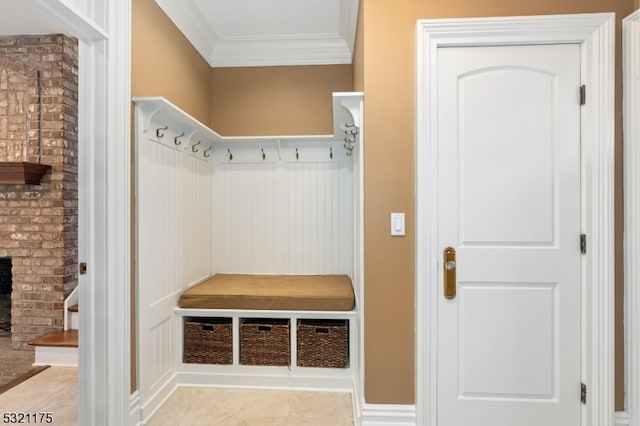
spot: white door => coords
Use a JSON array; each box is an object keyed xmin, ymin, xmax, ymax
[{"xmin": 436, "ymin": 44, "xmax": 582, "ymax": 425}]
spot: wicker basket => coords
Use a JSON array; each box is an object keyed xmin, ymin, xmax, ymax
[
  {"xmin": 297, "ymin": 319, "xmax": 348, "ymax": 368},
  {"xmin": 240, "ymin": 319, "xmax": 290, "ymax": 366},
  {"xmin": 183, "ymin": 318, "xmax": 232, "ymax": 364}
]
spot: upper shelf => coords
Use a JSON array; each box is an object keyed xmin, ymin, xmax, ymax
[{"xmin": 133, "ymin": 92, "xmax": 363, "ymax": 150}]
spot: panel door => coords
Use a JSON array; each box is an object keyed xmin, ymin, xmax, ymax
[{"xmin": 436, "ymin": 43, "xmax": 582, "ymax": 426}]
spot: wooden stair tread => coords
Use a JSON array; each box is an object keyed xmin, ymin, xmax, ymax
[
  {"xmin": 28, "ymin": 330, "xmax": 78, "ymax": 348},
  {"xmin": 68, "ymin": 304, "xmax": 78, "ymax": 312}
]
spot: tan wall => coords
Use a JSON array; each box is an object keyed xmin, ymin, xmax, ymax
[
  {"xmin": 132, "ymin": 0, "xmax": 212, "ymax": 123},
  {"xmin": 362, "ymin": 0, "xmax": 634, "ymax": 408},
  {"xmin": 210, "ymin": 65, "xmax": 352, "ymax": 136}
]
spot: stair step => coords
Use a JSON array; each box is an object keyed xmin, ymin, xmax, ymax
[
  {"xmin": 28, "ymin": 330, "xmax": 78, "ymax": 348},
  {"xmin": 68, "ymin": 304, "xmax": 78, "ymax": 312}
]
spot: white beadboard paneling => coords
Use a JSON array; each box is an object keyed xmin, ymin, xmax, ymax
[
  {"xmin": 136, "ymin": 105, "xmax": 214, "ymax": 408},
  {"xmin": 213, "ymin": 141, "xmax": 353, "ymax": 275}
]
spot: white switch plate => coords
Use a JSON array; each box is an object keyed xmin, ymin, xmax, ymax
[{"xmin": 391, "ymin": 212, "xmax": 405, "ymax": 236}]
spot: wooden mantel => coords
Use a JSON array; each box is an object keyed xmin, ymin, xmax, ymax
[{"xmin": 0, "ymin": 162, "xmax": 51, "ymax": 185}]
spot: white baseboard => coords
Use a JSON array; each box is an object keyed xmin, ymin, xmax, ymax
[
  {"xmin": 139, "ymin": 373, "xmax": 178, "ymax": 424},
  {"xmin": 129, "ymin": 391, "xmax": 142, "ymax": 426},
  {"xmin": 360, "ymin": 406, "xmax": 624, "ymax": 426},
  {"xmin": 616, "ymin": 411, "xmax": 629, "ymax": 425},
  {"xmin": 361, "ymin": 404, "xmax": 416, "ymax": 425}
]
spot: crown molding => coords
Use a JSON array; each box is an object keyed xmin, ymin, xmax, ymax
[{"xmin": 154, "ymin": 0, "xmax": 358, "ymax": 67}]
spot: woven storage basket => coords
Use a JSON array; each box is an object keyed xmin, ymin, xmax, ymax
[
  {"xmin": 240, "ymin": 319, "xmax": 290, "ymax": 366},
  {"xmin": 183, "ymin": 318, "xmax": 232, "ymax": 364},
  {"xmin": 297, "ymin": 319, "xmax": 348, "ymax": 368}
]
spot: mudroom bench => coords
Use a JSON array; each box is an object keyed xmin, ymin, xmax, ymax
[
  {"xmin": 173, "ymin": 274, "xmax": 357, "ymax": 391},
  {"xmin": 134, "ymin": 94, "xmax": 363, "ymax": 421}
]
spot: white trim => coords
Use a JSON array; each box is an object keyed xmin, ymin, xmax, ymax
[
  {"xmin": 623, "ymin": 9, "xmax": 640, "ymax": 426},
  {"xmin": 416, "ymin": 13, "xmax": 615, "ymax": 426},
  {"xmin": 69, "ymin": 1, "xmax": 132, "ymax": 425},
  {"xmin": 153, "ymin": 0, "xmax": 218, "ymax": 64},
  {"xmin": 26, "ymin": 0, "xmax": 108, "ymax": 40},
  {"xmin": 104, "ymin": 2, "xmax": 132, "ymax": 424},
  {"xmin": 360, "ymin": 404, "xmax": 416, "ymax": 426},
  {"xmin": 616, "ymin": 411, "xmax": 630, "ymax": 426},
  {"xmin": 130, "ymin": 391, "xmax": 142, "ymax": 426}
]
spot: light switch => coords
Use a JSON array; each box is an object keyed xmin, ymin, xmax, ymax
[{"xmin": 391, "ymin": 212, "xmax": 405, "ymax": 236}]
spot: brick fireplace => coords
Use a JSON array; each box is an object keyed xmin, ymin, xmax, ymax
[{"xmin": 0, "ymin": 35, "xmax": 78, "ymax": 350}]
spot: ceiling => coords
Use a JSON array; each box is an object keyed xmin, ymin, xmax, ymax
[
  {"xmin": 0, "ymin": 1, "xmax": 70, "ymax": 36},
  {"xmin": 154, "ymin": 0, "xmax": 360, "ymax": 68}
]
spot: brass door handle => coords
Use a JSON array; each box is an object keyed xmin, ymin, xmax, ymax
[{"xmin": 443, "ymin": 247, "xmax": 456, "ymax": 300}]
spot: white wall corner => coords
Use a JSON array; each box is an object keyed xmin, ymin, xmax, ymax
[{"xmin": 361, "ymin": 404, "xmax": 417, "ymax": 426}]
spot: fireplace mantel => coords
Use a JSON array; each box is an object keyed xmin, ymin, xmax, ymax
[{"xmin": 0, "ymin": 162, "xmax": 51, "ymax": 185}]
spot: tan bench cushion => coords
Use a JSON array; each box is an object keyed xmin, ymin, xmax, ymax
[{"xmin": 178, "ymin": 274, "xmax": 355, "ymax": 311}]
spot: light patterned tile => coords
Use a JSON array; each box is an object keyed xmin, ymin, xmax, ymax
[{"xmin": 147, "ymin": 388, "xmax": 354, "ymax": 426}]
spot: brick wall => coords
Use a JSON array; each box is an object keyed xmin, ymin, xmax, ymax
[{"xmin": 0, "ymin": 35, "xmax": 78, "ymax": 350}]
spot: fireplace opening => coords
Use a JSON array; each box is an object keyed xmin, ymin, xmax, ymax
[{"xmin": 0, "ymin": 258, "xmax": 11, "ymax": 337}]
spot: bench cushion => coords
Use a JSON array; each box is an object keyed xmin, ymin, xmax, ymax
[{"xmin": 178, "ymin": 274, "xmax": 355, "ymax": 311}]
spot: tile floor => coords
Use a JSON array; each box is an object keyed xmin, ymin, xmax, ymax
[
  {"xmin": 147, "ymin": 387, "xmax": 355, "ymax": 426},
  {"xmin": 0, "ymin": 367, "xmax": 78, "ymax": 425},
  {"xmin": 0, "ymin": 366, "xmax": 355, "ymax": 426}
]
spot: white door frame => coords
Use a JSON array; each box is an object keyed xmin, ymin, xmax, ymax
[
  {"xmin": 623, "ymin": 9, "xmax": 640, "ymax": 426},
  {"xmin": 416, "ymin": 13, "xmax": 615, "ymax": 426},
  {"xmin": 25, "ymin": 1, "xmax": 133, "ymax": 424}
]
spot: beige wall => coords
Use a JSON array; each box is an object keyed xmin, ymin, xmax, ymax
[
  {"xmin": 361, "ymin": 0, "xmax": 634, "ymax": 408},
  {"xmin": 210, "ymin": 65, "xmax": 353, "ymax": 136},
  {"xmin": 132, "ymin": 0, "xmax": 212, "ymax": 123}
]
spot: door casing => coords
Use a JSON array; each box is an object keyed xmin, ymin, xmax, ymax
[{"xmin": 416, "ymin": 13, "xmax": 615, "ymax": 426}]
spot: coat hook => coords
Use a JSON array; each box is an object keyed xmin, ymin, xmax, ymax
[
  {"xmin": 156, "ymin": 126, "xmax": 168, "ymax": 138},
  {"xmin": 228, "ymin": 149, "xmax": 233, "ymax": 161},
  {"xmin": 174, "ymin": 132, "xmax": 185, "ymax": 145},
  {"xmin": 261, "ymin": 148, "xmax": 266, "ymax": 160},
  {"xmin": 203, "ymin": 147, "xmax": 212, "ymax": 158},
  {"xmin": 192, "ymin": 140, "xmax": 201, "ymax": 152},
  {"xmin": 330, "ymin": 147, "xmax": 333, "ymax": 159},
  {"xmin": 296, "ymin": 148, "xmax": 299, "ymax": 160}
]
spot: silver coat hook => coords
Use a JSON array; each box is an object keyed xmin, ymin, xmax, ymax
[
  {"xmin": 228, "ymin": 149, "xmax": 233, "ymax": 161},
  {"xmin": 156, "ymin": 126, "xmax": 168, "ymax": 138},
  {"xmin": 192, "ymin": 140, "xmax": 201, "ymax": 152},
  {"xmin": 203, "ymin": 147, "xmax": 212, "ymax": 158},
  {"xmin": 296, "ymin": 148, "xmax": 299, "ymax": 160},
  {"xmin": 261, "ymin": 148, "xmax": 266, "ymax": 160},
  {"xmin": 330, "ymin": 147, "xmax": 333, "ymax": 159},
  {"xmin": 174, "ymin": 132, "xmax": 184, "ymax": 145}
]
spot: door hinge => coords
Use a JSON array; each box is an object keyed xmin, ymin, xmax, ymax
[
  {"xmin": 581, "ymin": 382, "xmax": 587, "ymax": 404},
  {"xmin": 580, "ymin": 234, "xmax": 587, "ymax": 254},
  {"xmin": 580, "ymin": 85, "xmax": 586, "ymax": 105}
]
